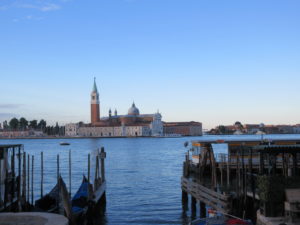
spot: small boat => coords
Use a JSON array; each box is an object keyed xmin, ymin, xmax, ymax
[
  {"xmin": 71, "ymin": 176, "xmax": 92, "ymax": 219},
  {"xmin": 60, "ymin": 142, "xmax": 70, "ymax": 146},
  {"xmin": 190, "ymin": 210, "xmax": 252, "ymax": 225}
]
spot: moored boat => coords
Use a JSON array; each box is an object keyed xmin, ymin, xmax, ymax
[
  {"xmin": 71, "ymin": 176, "xmax": 92, "ymax": 219},
  {"xmin": 190, "ymin": 210, "xmax": 252, "ymax": 225},
  {"xmin": 60, "ymin": 142, "xmax": 70, "ymax": 146}
]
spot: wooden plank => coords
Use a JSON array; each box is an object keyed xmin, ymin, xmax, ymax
[
  {"xmin": 181, "ymin": 177, "xmax": 230, "ymax": 213},
  {"xmin": 181, "ymin": 177, "xmax": 229, "ymax": 201}
]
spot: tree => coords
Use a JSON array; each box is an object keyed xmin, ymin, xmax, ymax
[
  {"xmin": 19, "ymin": 117, "xmax": 28, "ymax": 130},
  {"xmin": 218, "ymin": 125, "xmax": 226, "ymax": 134},
  {"xmin": 55, "ymin": 122, "xmax": 59, "ymax": 135},
  {"xmin": 38, "ymin": 119, "xmax": 47, "ymax": 131},
  {"xmin": 29, "ymin": 120, "xmax": 38, "ymax": 129},
  {"xmin": 9, "ymin": 118, "xmax": 19, "ymax": 130}
]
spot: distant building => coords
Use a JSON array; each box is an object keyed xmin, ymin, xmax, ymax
[
  {"xmin": 163, "ymin": 121, "xmax": 202, "ymax": 136},
  {"xmin": 65, "ymin": 123, "xmax": 79, "ymax": 136},
  {"xmin": 65, "ymin": 79, "xmax": 163, "ymax": 137}
]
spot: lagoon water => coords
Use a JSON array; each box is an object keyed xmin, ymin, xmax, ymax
[{"xmin": 1, "ymin": 134, "xmax": 300, "ymax": 225}]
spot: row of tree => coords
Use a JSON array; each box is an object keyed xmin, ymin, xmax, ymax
[
  {"xmin": 2, "ymin": 118, "xmax": 65, "ymax": 136},
  {"xmin": 3, "ymin": 118, "xmax": 47, "ymax": 131}
]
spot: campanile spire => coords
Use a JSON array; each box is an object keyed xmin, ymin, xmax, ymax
[{"xmin": 91, "ymin": 78, "xmax": 100, "ymax": 124}]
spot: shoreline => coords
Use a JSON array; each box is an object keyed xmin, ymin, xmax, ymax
[{"xmin": 0, "ymin": 135, "xmax": 192, "ymax": 140}]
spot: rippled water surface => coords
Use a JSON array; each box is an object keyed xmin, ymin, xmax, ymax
[{"xmin": 1, "ymin": 134, "xmax": 300, "ymax": 224}]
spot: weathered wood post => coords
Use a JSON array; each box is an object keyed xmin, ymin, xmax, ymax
[
  {"xmin": 191, "ymin": 196, "xmax": 197, "ymax": 218},
  {"xmin": 182, "ymin": 190, "xmax": 188, "ymax": 210},
  {"xmin": 27, "ymin": 154, "xmax": 30, "ymax": 203},
  {"xmin": 11, "ymin": 147, "xmax": 15, "ymax": 201},
  {"xmin": 69, "ymin": 150, "xmax": 71, "ymax": 197},
  {"xmin": 100, "ymin": 147, "xmax": 106, "ymax": 203},
  {"xmin": 22, "ymin": 152, "xmax": 26, "ymax": 204},
  {"xmin": 57, "ymin": 154, "xmax": 60, "ymax": 183},
  {"xmin": 18, "ymin": 147, "xmax": 21, "ymax": 207},
  {"xmin": 0, "ymin": 153, "xmax": 2, "ymax": 205},
  {"xmin": 100, "ymin": 147, "xmax": 106, "ymax": 182},
  {"xmin": 227, "ymin": 152, "xmax": 230, "ymax": 187},
  {"xmin": 88, "ymin": 153, "xmax": 90, "ymax": 183},
  {"xmin": 220, "ymin": 155, "xmax": 224, "ymax": 187},
  {"xmin": 31, "ymin": 155, "xmax": 34, "ymax": 205},
  {"xmin": 41, "ymin": 152, "xmax": 43, "ymax": 198},
  {"xmin": 200, "ymin": 201, "xmax": 206, "ymax": 218},
  {"xmin": 259, "ymin": 152, "xmax": 264, "ymax": 175}
]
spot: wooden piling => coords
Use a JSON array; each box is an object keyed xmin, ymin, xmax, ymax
[
  {"xmin": 0, "ymin": 154, "xmax": 2, "ymax": 204},
  {"xmin": 18, "ymin": 147, "xmax": 21, "ymax": 205},
  {"xmin": 22, "ymin": 152, "xmax": 26, "ymax": 203},
  {"xmin": 69, "ymin": 150, "xmax": 71, "ymax": 196},
  {"xmin": 191, "ymin": 196, "xmax": 197, "ymax": 218},
  {"xmin": 11, "ymin": 148, "xmax": 15, "ymax": 201},
  {"xmin": 57, "ymin": 154, "xmax": 60, "ymax": 182},
  {"xmin": 220, "ymin": 155, "xmax": 223, "ymax": 187},
  {"xmin": 100, "ymin": 147, "xmax": 106, "ymax": 181},
  {"xmin": 200, "ymin": 201, "xmax": 206, "ymax": 218},
  {"xmin": 27, "ymin": 154, "xmax": 30, "ymax": 202},
  {"xmin": 41, "ymin": 152, "xmax": 43, "ymax": 198},
  {"xmin": 88, "ymin": 153, "xmax": 90, "ymax": 183},
  {"xmin": 182, "ymin": 190, "xmax": 188, "ymax": 203},
  {"xmin": 227, "ymin": 153, "xmax": 230, "ymax": 187},
  {"xmin": 31, "ymin": 155, "xmax": 34, "ymax": 205}
]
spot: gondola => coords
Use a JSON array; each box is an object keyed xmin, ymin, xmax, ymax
[
  {"xmin": 71, "ymin": 176, "xmax": 92, "ymax": 220},
  {"xmin": 35, "ymin": 182, "xmax": 59, "ymax": 212}
]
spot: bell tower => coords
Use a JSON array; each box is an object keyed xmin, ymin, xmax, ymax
[{"xmin": 91, "ymin": 77, "xmax": 100, "ymax": 124}]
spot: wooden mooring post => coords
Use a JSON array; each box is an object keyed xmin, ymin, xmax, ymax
[
  {"xmin": 69, "ymin": 150, "xmax": 71, "ymax": 197},
  {"xmin": 57, "ymin": 154, "xmax": 60, "ymax": 182},
  {"xmin": 31, "ymin": 155, "xmax": 34, "ymax": 205},
  {"xmin": 27, "ymin": 154, "xmax": 30, "ymax": 203},
  {"xmin": 100, "ymin": 147, "xmax": 105, "ymax": 182},
  {"xmin": 22, "ymin": 152, "xmax": 26, "ymax": 203},
  {"xmin": 191, "ymin": 196, "xmax": 197, "ymax": 218},
  {"xmin": 88, "ymin": 153, "xmax": 91, "ymax": 183},
  {"xmin": 41, "ymin": 152, "xmax": 43, "ymax": 198},
  {"xmin": 200, "ymin": 201, "xmax": 206, "ymax": 218}
]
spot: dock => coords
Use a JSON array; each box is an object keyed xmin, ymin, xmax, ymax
[{"xmin": 181, "ymin": 139, "xmax": 300, "ymax": 223}]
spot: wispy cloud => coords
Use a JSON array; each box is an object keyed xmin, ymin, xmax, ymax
[
  {"xmin": 0, "ymin": 113, "xmax": 19, "ymax": 120},
  {"xmin": 0, "ymin": 104, "xmax": 23, "ymax": 109},
  {"xmin": 0, "ymin": 1, "xmax": 63, "ymax": 12},
  {"xmin": 18, "ymin": 3, "xmax": 61, "ymax": 12}
]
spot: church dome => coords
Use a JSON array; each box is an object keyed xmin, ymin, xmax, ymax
[{"xmin": 128, "ymin": 102, "xmax": 140, "ymax": 116}]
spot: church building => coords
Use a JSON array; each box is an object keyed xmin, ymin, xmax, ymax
[{"xmin": 65, "ymin": 79, "xmax": 163, "ymax": 137}]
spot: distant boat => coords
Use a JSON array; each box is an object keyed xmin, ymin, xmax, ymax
[{"xmin": 60, "ymin": 142, "xmax": 70, "ymax": 146}]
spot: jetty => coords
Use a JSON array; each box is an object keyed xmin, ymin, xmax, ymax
[
  {"xmin": 181, "ymin": 139, "xmax": 300, "ymax": 224},
  {"xmin": 0, "ymin": 144, "xmax": 107, "ymax": 224}
]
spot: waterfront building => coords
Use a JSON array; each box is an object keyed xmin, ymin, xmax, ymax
[
  {"xmin": 65, "ymin": 79, "xmax": 163, "ymax": 137},
  {"xmin": 163, "ymin": 121, "xmax": 202, "ymax": 136}
]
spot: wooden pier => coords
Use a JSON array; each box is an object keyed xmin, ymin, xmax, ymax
[{"xmin": 181, "ymin": 139, "xmax": 300, "ymax": 223}]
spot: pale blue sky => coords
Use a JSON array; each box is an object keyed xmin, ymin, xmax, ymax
[{"xmin": 0, "ymin": 0, "xmax": 299, "ymax": 129}]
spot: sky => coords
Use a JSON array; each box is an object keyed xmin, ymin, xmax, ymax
[{"xmin": 0, "ymin": 0, "xmax": 299, "ymax": 129}]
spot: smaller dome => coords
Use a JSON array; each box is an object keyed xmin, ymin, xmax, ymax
[{"xmin": 128, "ymin": 102, "xmax": 140, "ymax": 115}]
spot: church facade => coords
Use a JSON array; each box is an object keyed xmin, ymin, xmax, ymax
[{"xmin": 65, "ymin": 79, "xmax": 163, "ymax": 137}]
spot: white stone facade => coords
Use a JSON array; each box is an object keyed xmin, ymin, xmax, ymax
[{"xmin": 65, "ymin": 123, "xmax": 79, "ymax": 136}]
